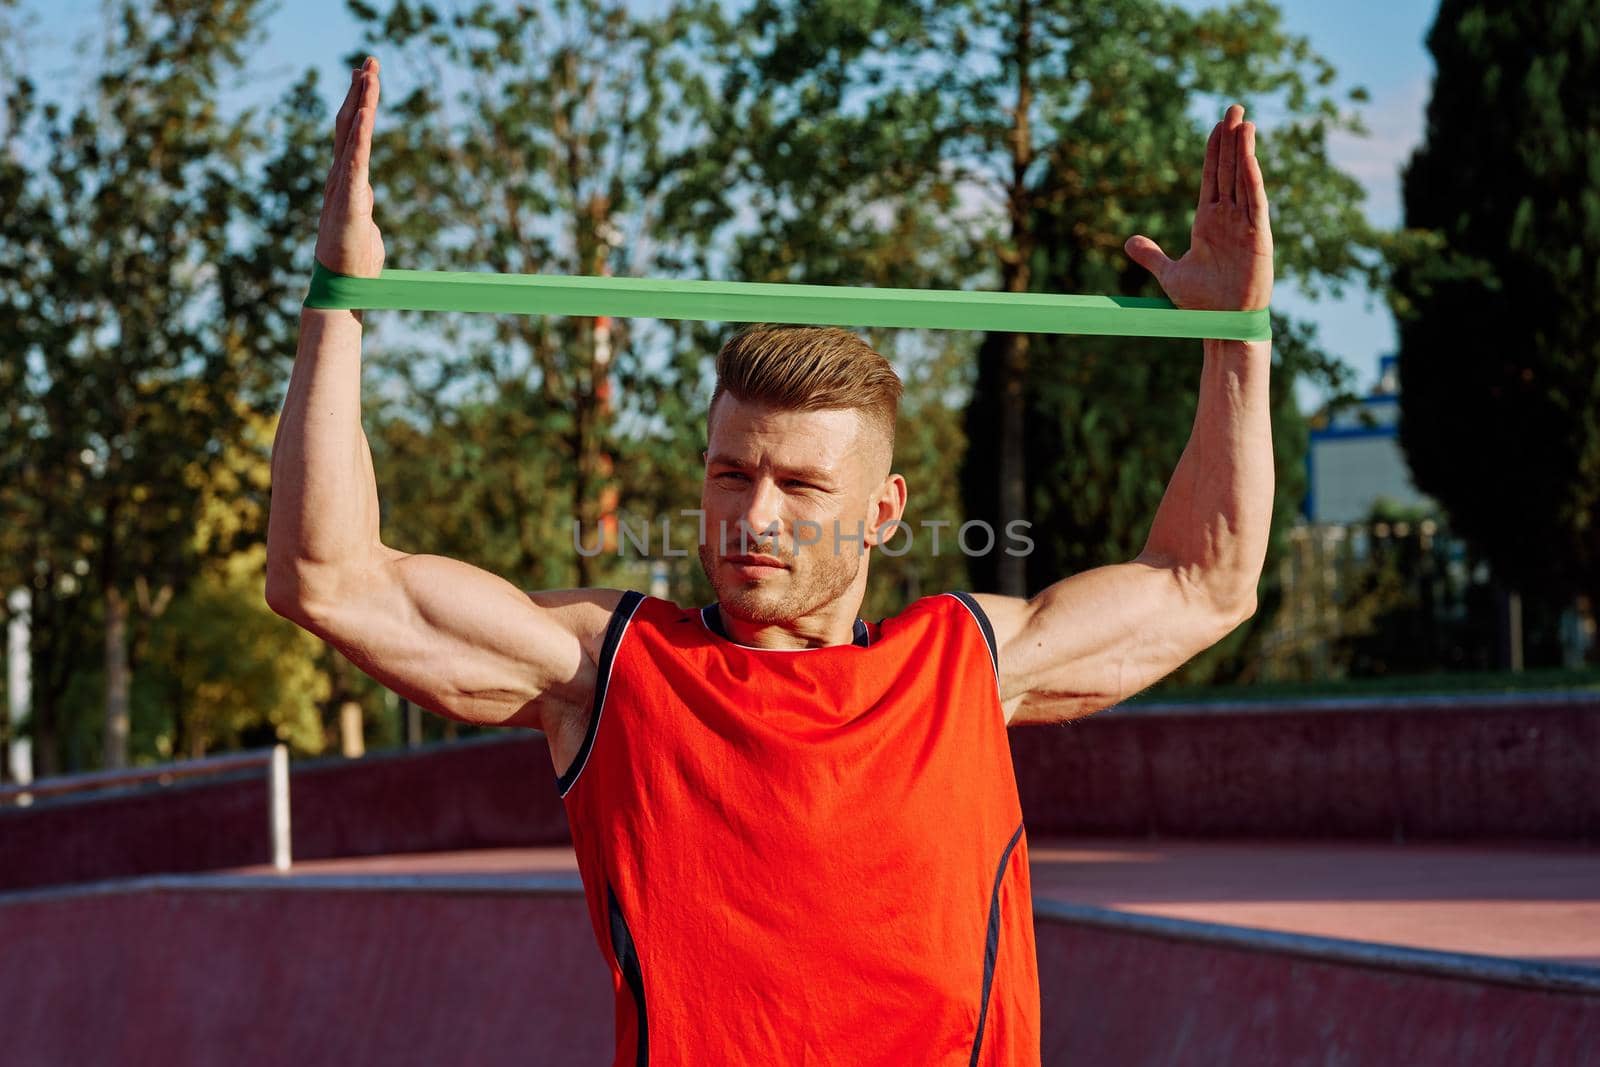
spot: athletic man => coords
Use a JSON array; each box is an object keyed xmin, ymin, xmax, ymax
[{"xmin": 266, "ymin": 55, "xmax": 1272, "ymax": 1067}]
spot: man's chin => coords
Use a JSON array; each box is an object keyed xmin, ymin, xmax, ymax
[{"xmin": 714, "ymin": 580, "xmax": 794, "ymax": 624}]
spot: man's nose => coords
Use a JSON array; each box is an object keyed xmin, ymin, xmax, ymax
[{"xmin": 737, "ymin": 478, "xmax": 785, "ymax": 547}]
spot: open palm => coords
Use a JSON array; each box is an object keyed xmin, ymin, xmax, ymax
[
  {"xmin": 1125, "ymin": 104, "xmax": 1273, "ymax": 313},
  {"xmin": 315, "ymin": 57, "xmax": 386, "ymax": 279}
]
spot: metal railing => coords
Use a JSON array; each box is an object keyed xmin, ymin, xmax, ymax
[{"xmin": 0, "ymin": 744, "xmax": 292, "ymax": 871}]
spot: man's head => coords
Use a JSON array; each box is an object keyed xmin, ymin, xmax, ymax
[{"xmin": 699, "ymin": 325, "xmax": 907, "ymax": 627}]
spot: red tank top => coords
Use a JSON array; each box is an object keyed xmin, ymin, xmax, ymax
[{"xmin": 558, "ymin": 591, "xmax": 1040, "ymax": 1066}]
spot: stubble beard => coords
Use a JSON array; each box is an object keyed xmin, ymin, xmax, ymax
[{"xmin": 698, "ymin": 532, "xmax": 863, "ymax": 625}]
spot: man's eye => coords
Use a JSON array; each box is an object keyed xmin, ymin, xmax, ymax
[
  {"xmin": 784, "ymin": 480, "xmax": 818, "ymax": 491},
  {"xmin": 715, "ymin": 471, "xmax": 749, "ymax": 483}
]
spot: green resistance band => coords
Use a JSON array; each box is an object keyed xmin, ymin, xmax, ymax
[{"xmin": 303, "ymin": 262, "xmax": 1271, "ymax": 341}]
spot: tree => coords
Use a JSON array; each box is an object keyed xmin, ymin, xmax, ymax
[
  {"xmin": 1391, "ymin": 0, "xmax": 1600, "ymax": 661},
  {"xmin": 0, "ymin": 2, "xmax": 326, "ymax": 770},
  {"xmin": 662, "ymin": 0, "xmax": 1374, "ymax": 678},
  {"xmin": 343, "ymin": 0, "xmax": 723, "ymax": 590},
  {"xmin": 962, "ymin": 0, "xmax": 1376, "ymax": 683},
  {"xmin": 134, "ymin": 403, "xmax": 332, "ymax": 759}
]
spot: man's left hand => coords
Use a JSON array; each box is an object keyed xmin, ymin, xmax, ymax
[{"xmin": 1125, "ymin": 104, "xmax": 1273, "ymax": 312}]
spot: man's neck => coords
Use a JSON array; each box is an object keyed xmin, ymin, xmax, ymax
[{"xmin": 715, "ymin": 601, "xmax": 864, "ymax": 650}]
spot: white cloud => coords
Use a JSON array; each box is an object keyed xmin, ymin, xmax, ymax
[{"xmin": 1327, "ymin": 75, "xmax": 1431, "ymax": 229}]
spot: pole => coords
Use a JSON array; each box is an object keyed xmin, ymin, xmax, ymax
[{"xmin": 269, "ymin": 743, "xmax": 291, "ymax": 872}]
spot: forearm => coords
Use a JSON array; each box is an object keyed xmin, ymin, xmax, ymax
[
  {"xmin": 1138, "ymin": 337, "xmax": 1273, "ymax": 613},
  {"xmin": 265, "ymin": 306, "xmax": 384, "ymax": 607}
]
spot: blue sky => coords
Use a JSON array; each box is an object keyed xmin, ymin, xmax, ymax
[{"xmin": 12, "ymin": 0, "xmax": 1439, "ymax": 411}]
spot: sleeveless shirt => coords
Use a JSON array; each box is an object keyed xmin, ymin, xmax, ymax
[{"xmin": 557, "ymin": 591, "xmax": 1040, "ymax": 1066}]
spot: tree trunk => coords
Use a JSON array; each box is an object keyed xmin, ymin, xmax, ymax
[
  {"xmin": 573, "ymin": 348, "xmax": 598, "ymax": 588},
  {"xmin": 996, "ymin": 0, "xmax": 1035, "ymax": 598},
  {"xmin": 996, "ymin": 332, "xmax": 1030, "ymax": 596},
  {"xmin": 1497, "ymin": 583, "xmax": 1524, "ymax": 673},
  {"xmin": 339, "ymin": 700, "xmax": 365, "ymax": 758},
  {"xmin": 1, "ymin": 587, "xmax": 21, "ymax": 784},
  {"xmin": 103, "ymin": 584, "xmax": 131, "ymax": 769},
  {"xmin": 1562, "ymin": 593, "xmax": 1595, "ymax": 667},
  {"xmin": 31, "ymin": 692, "xmax": 60, "ymax": 777},
  {"xmin": 29, "ymin": 594, "xmax": 63, "ymax": 778}
]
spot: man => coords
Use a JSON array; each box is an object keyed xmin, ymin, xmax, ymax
[{"xmin": 267, "ymin": 55, "xmax": 1272, "ymax": 1067}]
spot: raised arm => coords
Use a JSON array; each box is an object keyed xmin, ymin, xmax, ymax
[
  {"xmin": 976, "ymin": 104, "xmax": 1274, "ymax": 726},
  {"xmin": 264, "ymin": 57, "xmax": 617, "ymax": 752}
]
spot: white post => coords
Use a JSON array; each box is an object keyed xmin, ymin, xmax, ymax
[
  {"xmin": 6, "ymin": 587, "xmax": 32, "ymax": 787},
  {"xmin": 269, "ymin": 743, "xmax": 291, "ymax": 871}
]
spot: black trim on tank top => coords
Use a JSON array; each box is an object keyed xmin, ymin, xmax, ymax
[
  {"xmin": 701, "ymin": 603, "xmax": 870, "ymax": 648},
  {"xmin": 608, "ymin": 883, "xmax": 649, "ymax": 1067},
  {"xmin": 969, "ymin": 820, "xmax": 1026, "ymax": 1067},
  {"xmin": 949, "ymin": 591, "xmax": 999, "ymax": 678},
  {"xmin": 555, "ymin": 590, "xmax": 645, "ymax": 797}
]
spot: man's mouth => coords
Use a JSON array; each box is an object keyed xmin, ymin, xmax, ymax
[{"xmin": 725, "ymin": 553, "xmax": 789, "ymax": 576}]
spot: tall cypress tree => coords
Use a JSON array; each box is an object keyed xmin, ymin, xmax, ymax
[{"xmin": 1393, "ymin": 0, "xmax": 1600, "ymax": 655}]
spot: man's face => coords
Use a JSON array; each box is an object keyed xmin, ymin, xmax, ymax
[{"xmin": 699, "ymin": 395, "xmax": 891, "ymax": 624}]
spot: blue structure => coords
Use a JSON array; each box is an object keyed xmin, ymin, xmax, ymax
[{"xmin": 1305, "ymin": 356, "xmax": 1432, "ymax": 524}]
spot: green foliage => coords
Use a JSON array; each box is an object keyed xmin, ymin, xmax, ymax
[
  {"xmin": 666, "ymin": 0, "xmax": 1376, "ymax": 680},
  {"xmin": 142, "ymin": 545, "xmax": 332, "ymax": 759},
  {"xmin": 962, "ymin": 0, "xmax": 1374, "ymax": 687},
  {"xmin": 344, "ymin": 0, "xmax": 727, "ymax": 589},
  {"xmin": 862, "ymin": 328, "xmax": 978, "ymax": 618},
  {"xmin": 0, "ymin": 0, "xmax": 328, "ymax": 769},
  {"xmin": 1391, "ymin": 0, "xmax": 1600, "ymax": 624},
  {"xmin": 369, "ymin": 382, "xmax": 582, "ymax": 590}
]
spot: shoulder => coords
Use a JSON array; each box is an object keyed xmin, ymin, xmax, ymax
[
  {"xmin": 944, "ymin": 592, "xmax": 1003, "ymax": 668},
  {"xmin": 525, "ymin": 588, "xmax": 635, "ymax": 661},
  {"xmin": 878, "ymin": 592, "xmax": 1003, "ymax": 662}
]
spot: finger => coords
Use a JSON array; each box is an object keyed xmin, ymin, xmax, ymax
[
  {"xmin": 347, "ymin": 61, "xmax": 381, "ymax": 187},
  {"xmin": 339, "ymin": 58, "xmax": 380, "ymax": 137},
  {"xmin": 1199, "ymin": 121, "xmax": 1222, "ymax": 206},
  {"xmin": 1242, "ymin": 126, "xmax": 1269, "ymax": 231},
  {"xmin": 328, "ymin": 77, "xmax": 364, "ymax": 181},
  {"xmin": 1124, "ymin": 235, "xmax": 1174, "ymax": 284},
  {"xmin": 334, "ymin": 68, "xmax": 361, "ymax": 149},
  {"xmin": 328, "ymin": 70, "xmax": 372, "ymax": 192},
  {"xmin": 349, "ymin": 104, "xmax": 374, "ymax": 189},
  {"xmin": 1237, "ymin": 122, "xmax": 1259, "ymax": 220},
  {"xmin": 1217, "ymin": 104, "xmax": 1243, "ymax": 204},
  {"xmin": 1233, "ymin": 123, "xmax": 1248, "ymax": 206},
  {"xmin": 327, "ymin": 90, "xmax": 367, "ymax": 196}
]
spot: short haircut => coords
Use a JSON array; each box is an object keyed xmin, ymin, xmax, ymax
[{"xmin": 710, "ymin": 325, "xmax": 903, "ymax": 462}]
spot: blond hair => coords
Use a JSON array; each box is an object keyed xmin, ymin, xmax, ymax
[{"xmin": 710, "ymin": 325, "xmax": 903, "ymax": 459}]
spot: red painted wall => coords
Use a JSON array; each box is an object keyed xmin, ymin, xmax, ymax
[
  {"xmin": 3, "ymin": 697, "xmax": 1595, "ymax": 892},
  {"xmin": 0, "ymin": 885, "xmax": 612, "ymax": 1067},
  {"xmin": 2, "ymin": 882, "xmax": 1593, "ymax": 1067},
  {"xmin": 1034, "ymin": 910, "xmax": 1600, "ymax": 1066},
  {"xmin": 1013, "ymin": 697, "xmax": 1600, "ymax": 840}
]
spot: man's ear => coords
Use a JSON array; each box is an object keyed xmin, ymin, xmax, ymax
[{"xmin": 866, "ymin": 473, "xmax": 909, "ymax": 546}]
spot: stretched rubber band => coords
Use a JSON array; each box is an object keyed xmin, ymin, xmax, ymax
[{"xmin": 303, "ymin": 262, "xmax": 1271, "ymax": 341}]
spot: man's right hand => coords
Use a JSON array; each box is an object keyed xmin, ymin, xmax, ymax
[
  {"xmin": 315, "ymin": 56, "xmax": 386, "ymax": 278},
  {"xmin": 278, "ymin": 54, "xmax": 621, "ymax": 777}
]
